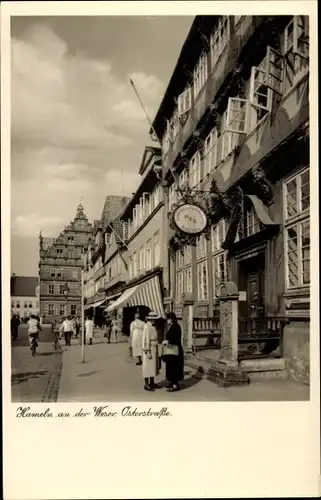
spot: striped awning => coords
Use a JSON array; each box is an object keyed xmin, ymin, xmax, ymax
[{"xmin": 106, "ymin": 275, "xmax": 165, "ymax": 318}]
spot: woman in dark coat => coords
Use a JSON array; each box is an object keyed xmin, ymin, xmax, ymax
[{"xmin": 163, "ymin": 312, "xmax": 184, "ymax": 392}]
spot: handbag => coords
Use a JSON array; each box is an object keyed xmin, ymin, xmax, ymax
[{"xmin": 161, "ymin": 344, "xmax": 179, "ymax": 357}]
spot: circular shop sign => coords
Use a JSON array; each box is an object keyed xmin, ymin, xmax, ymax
[{"xmin": 173, "ymin": 203, "xmax": 208, "ymax": 235}]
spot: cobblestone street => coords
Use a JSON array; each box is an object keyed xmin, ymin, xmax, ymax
[{"xmin": 11, "ymin": 328, "xmax": 62, "ymax": 402}]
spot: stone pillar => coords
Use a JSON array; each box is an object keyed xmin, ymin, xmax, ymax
[{"xmin": 208, "ymin": 282, "xmax": 249, "ymax": 387}]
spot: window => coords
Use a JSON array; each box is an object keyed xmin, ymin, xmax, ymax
[
  {"xmin": 211, "ymin": 219, "xmax": 226, "ymax": 252},
  {"xmin": 59, "ymin": 285, "xmax": 65, "ymax": 295},
  {"xmin": 197, "ymin": 261, "xmax": 208, "ymax": 301},
  {"xmin": 145, "ymin": 240, "xmax": 152, "ymax": 270},
  {"xmin": 196, "ymin": 234, "xmax": 207, "ymax": 260},
  {"xmin": 213, "ymin": 253, "xmax": 228, "ymax": 297},
  {"xmin": 183, "ymin": 267, "xmax": 193, "ymax": 294},
  {"xmin": 249, "ymin": 62, "xmax": 272, "ymax": 131},
  {"xmin": 28, "ymin": 301, "xmax": 33, "ymax": 308},
  {"xmin": 56, "ymin": 248, "xmax": 63, "ymax": 255},
  {"xmin": 154, "ymin": 232, "xmax": 160, "ymax": 267},
  {"xmin": 68, "ymin": 236, "xmax": 74, "ymax": 242},
  {"xmin": 193, "ymin": 52, "xmax": 208, "ymax": 98},
  {"xmin": 59, "ymin": 304, "xmax": 65, "ymax": 316},
  {"xmin": 139, "ymin": 246, "xmax": 145, "ymax": 273},
  {"xmin": 11, "ymin": 301, "xmax": 15, "ymax": 309},
  {"xmin": 128, "ymin": 256, "xmax": 133, "ymax": 280},
  {"xmin": 189, "ymin": 152, "xmax": 201, "ymax": 188},
  {"xmin": 179, "ymin": 169, "xmax": 189, "ymax": 188},
  {"xmin": 24, "ymin": 300, "xmax": 28, "ymax": 308},
  {"xmin": 243, "ymin": 207, "xmax": 262, "ymax": 237},
  {"xmin": 71, "ymin": 304, "xmax": 77, "ymax": 316},
  {"xmin": 183, "ymin": 245, "xmax": 192, "ymax": 266},
  {"xmin": 168, "ymin": 183, "xmax": 178, "ymax": 211},
  {"xmin": 48, "ymin": 285, "xmax": 54, "ymax": 295},
  {"xmin": 283, "ymin": 16, "xmax": 309, "ymax": 93},
  {"xmin": 132, "ymin": 252, "xmax": 138, "ymax": 277},
  {"xmin": 221, "ymin": 111, "xmax": 240, "ymax": 160},
  {"xmin": 284, "ymin": 167, "xmax": 310, "ymax": 289},
  {"xmin": 50, "ymin": 269, "xmax": 55, "ymax": 277},
  {"xmin": 48, "ymin": 304, "xmax": 54, "ymax": 315},
  {"xmin": 56, "ymin": 269, "xmax": 62, "ymax": 278},
  {"xmin": 178, "ymin": 87, "xmax": 192, "ymax": 117},
  {"xmin": 203, "ymin": 128, "xmax": 218, "ymax": 178},
  {"xmin": 176, "ymin": 271, "xmax": 184, "ymax": 302},
  {"xmin": 176, "ymin": 250, "xmax": 184, "ymax": 270},
  {"xmin": 210, "ymin": 16, "xmax": 230, "ymax": 70},
  {"xmin": 169, "ymin": 111, "xmax": 179, "ymax": 142},
  {"xmin": 36, "ymin": 301, "xmax": 39, "ymax": 309},
  {"xmin": 226, "ymin": 97, "xmax": 250, "ymax": 133}
]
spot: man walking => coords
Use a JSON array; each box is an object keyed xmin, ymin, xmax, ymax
[
  {"xmin": 11, "ymin": 314, "xmax": 20, "ymax": 341},
  {"xmin": 61, "ymin": 316, "xmax": 73, "ymax": 346}
]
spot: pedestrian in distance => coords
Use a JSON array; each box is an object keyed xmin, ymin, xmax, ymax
[
  {"xmin": 74, "ymin": 316, "xmax": 80, "ymax": 339},
  {"xmin": 129, "ymin": 311, "xmax": 144, "ymax": 365},
  {"xmin": 61, "ymin": 316, "xmax": 73, "ymax": 346},
  {"xmin": 104, "ymin": 314, "xmax": 112, "ymax": 343},
  {"xmin": 162, "ymin": 312, "xmax": 184, "ymax": 392},
  {"xmin": 27, "ymin": 314, "xmax": 41, "ymax": 356},
  {"xmin": 85, "ymin": 316, "xmax": 94, "ymax": 345},
  {"xmin": 110, "ymin": 317, "xmax": 119, "ymax": 343},
  {"xmin": 11, "ymin": 314, "xmax": 20, "ymax": 341},
  {"xmin": 142, "ymin": 311, "xmax": 161, "ymax": 391}
]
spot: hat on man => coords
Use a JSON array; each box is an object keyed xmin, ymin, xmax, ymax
[{"xmin": 146, "ymin": 311, "xmax": 159, "ymax": 320}]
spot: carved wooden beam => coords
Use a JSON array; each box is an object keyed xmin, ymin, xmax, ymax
[{"xmin": 252, "ymin": 166, "xmax": 273, "ymax": 201}]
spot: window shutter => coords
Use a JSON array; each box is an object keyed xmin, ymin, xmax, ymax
[
  {"xmin": 178, "ymin": 87, "xmax": 192, "ymax": 116},
  {"xmin": 249, "ymin": 68, "xmax": 271, "ymax": 111},
  {"xmin": 226, "ymin": 97, "xmax": 249, "ymax": 133},
  {"xmin": 265, "ymin": 46, "xmax": 284, "ymax": 94},
  {"xmin": 293, "ymin": 16, "xmax": 309, "ymax": 59}
]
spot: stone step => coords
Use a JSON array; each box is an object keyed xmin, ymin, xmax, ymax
[
  {"xmin": 239, "ymin": 358, "xmax": 286, "ymax": 372},
  {"xmin": 248, "ymin": 370, "xmax": 289, "ymax": 382}
]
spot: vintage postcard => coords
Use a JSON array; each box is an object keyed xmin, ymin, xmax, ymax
[{"xmin": 2, "ymin": 1, "xmax": 319, "ymax": 499}]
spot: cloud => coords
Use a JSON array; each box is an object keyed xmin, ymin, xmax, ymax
[
  {"xmin": 12, "ymin": 213, "xmax": 64, "ymax": 238},
  {"xmin": 104, "ymin": 169, "xmax": 141, "ymax": 196},
  {"xmin": 11, "ymin": 23, "xmax": 165, "ymax": 239}
]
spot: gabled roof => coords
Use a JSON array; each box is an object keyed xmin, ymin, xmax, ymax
[
  {"xmin": 139, "ymin": 145, "xmax": 161, "ymax": 176},
  {"xmin": 11, "ymin": 276, "xmax": 38, "ymax": 297}
]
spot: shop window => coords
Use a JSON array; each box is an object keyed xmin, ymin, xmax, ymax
[
  {"xmin": 193, "ymin": 52, "xmax": 208, "ymax": 99},
  {"xmin": 210, "ymin": 16, "xmax": 230, "ymax": 70},
  {"xmin": 284, "ymin": 167, "xmax": 310, "ymax": 289},
  {"xmin": 189, "ymin": 151, "xmax": 201, "ymax": 188},
  {"xmin": 197, "ymin": 260, "xmax": 208, "ymax": 301},
  {"xmin": 203, "ymin": 128, "xmax": 218, "ymax": 178}
]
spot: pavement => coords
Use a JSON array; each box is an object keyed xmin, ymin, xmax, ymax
[
  {"xmin": 11, "ymin": 335, "xmax": 62, "ymax": 403},
  {"xmin": 58, "ymin": 329, "xmax": 309, "ymax": 402}
]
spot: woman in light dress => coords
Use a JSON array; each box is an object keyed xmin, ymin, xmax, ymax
[
  {"xmin": 129, "ymin": 312, "xmax": 145, "ymax": 365},
  {"xmin": 85, "ymin": 316, "xmax": 94, "ymax": 345},
  {"xmin": 111, "ymin": 317, "xmax": 120, "ymax": 343},
  {"xmin": 142, "ymin": 311, "xmax": 161, "ymax": 392}
]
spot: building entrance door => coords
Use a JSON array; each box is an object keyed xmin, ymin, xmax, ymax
[{"xmin": 238, "ymin": 252, "xmax": 265, "ymax": 320}]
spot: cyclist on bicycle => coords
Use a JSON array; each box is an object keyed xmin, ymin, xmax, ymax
[{"xmin": 27, "ymin": 314, "xmax": 41, "ymax": 354}]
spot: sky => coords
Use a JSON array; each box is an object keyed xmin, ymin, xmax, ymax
[{"xmin": 10, "ymin": 15, "xmax": 193, "ymax": 276}]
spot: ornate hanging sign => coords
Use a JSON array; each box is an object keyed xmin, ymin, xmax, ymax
[{"xmin": 172, "ymin": 203, "xmax": 208, "ymax": 236}]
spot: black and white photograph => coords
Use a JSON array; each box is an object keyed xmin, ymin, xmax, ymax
[{"xmin": 10, "ymin": 13, "xmax": 312, "ymax": 403}]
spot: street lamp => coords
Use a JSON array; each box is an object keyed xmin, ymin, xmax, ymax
[{"xmin": 63, "ymin": 283, "xmax": 70, "ymax": 316}]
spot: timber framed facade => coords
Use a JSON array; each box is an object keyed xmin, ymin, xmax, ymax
[{"xmin": 152, "ymin": 15, "xmax": 310, "ymax": 384}]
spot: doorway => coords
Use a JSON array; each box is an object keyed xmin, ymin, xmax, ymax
[{"xmin": 238, "ymin": 252, "xmax": 265, "ymax": 320}]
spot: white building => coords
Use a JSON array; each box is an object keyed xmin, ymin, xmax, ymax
[{"xmin": 11, "ymin": 275, "xmax": 40, "ymax": 319}]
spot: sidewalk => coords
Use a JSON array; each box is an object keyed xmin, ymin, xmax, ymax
[{"xmin": 57, "ymin": 334, "xmax": 309, "ymax": 402}]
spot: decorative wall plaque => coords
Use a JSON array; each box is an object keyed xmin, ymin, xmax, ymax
[{"xmin": 172, "ymin": 203, "xmax": 208, "ymax": 236}]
